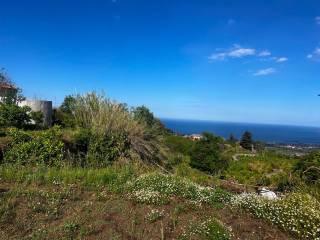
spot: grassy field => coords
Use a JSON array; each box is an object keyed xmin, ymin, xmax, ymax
[
  {"xmin": 0, "ymin": 165, "xmax": 292, "ymax": 240},
  {"xmin": 223, "ymin": 152, "xmax": 298, "ymax": 188}
]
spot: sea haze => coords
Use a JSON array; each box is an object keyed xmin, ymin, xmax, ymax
[{"xmin": 162, "ymin": 119, "xmax": 320, "ymax": 144}]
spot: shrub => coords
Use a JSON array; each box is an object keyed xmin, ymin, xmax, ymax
[
  {"xmin": 0, "ymin": 104, "xmax": 31, "ymax": 128},
  {"xmin": 165, "ymin": 135, "xmax": 194, "ymax": 155},
  {"xmin": 190, "ymin": 132, "xmax": 227, "ymax": 174},
  {"xmin": 72, "ymin": 92, "xmax": 162, "ymax": 163},
  {"xmin": 4, "ymin": 126, "xmax": 64, "ymax": 166},
  {"xmin": 87, "ymin": 133, "xmax": 130, "ymax": 167},
  {"xmin": 30, "ymin": 111, "xmax": 44, "ymax": 127},
  {"xmin": 295, "ymin": 151, "xmax": 320, "ymax": 184}
]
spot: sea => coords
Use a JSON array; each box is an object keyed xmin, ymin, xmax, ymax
[{"xmin": 161, "ymin": 119, "xmax": 320, "ymax": 145}]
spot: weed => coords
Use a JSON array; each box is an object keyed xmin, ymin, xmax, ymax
[
  {"xmin": 179, "ymin": 217, "xmax": 232, "ymax": 240},
  {"xmin": 146, "ymin": 209, "xmax": 164, "ymax": 223},
  {"xmin": 63, "ymin": 220, "xmax": 80, "ymax": 239},
  {"xmin": 231, "ymin": 192, "xmax": 320, "ymax": 239}
]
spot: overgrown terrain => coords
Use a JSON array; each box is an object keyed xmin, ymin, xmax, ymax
[
  {"xmin": 1, "ymin": 74, "xmax": 320, "ymax": 239},
  {"xmin": 0, "ymin": 166, "xmax": 292, "ymax": 240}
]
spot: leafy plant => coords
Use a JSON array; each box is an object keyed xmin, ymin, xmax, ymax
[
  {"xmin": 4, "ymin": 126, "xmax": 64, "ymax": 166},
  {"xmin": 0, "ymin": 104, "xmax": 31, "ymax": 128},
  {"xmin": 30, "ymin": 111, "xmax": 44, "ymax": 127},
  {"xmin": 190, "ymin": 132, "xmax": 227, "ymax": 174},
  {"xmin": 87, "ymin": 133, "xmax": 130, "ymax": 167},
  {"xmin": 295, "ymin": 151, "xmax": 320, "ymax": 184}
]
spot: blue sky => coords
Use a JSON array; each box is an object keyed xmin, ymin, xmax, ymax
[{"xmin": 1, "ymin": 0, "xmax": 320, "ymax": 126}]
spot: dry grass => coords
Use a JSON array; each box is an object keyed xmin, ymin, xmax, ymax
[{"xmin": 72, "ymin": 92, "xmax": 163, "ymax": 163}]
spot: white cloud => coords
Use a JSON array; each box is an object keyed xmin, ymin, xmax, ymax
[
  {"xmin": 258, "ymin": 50, "xmax": 271, "ymax": 57},
  {"xmin": 208, "ymin": 45, "xmax": 256, "ymax": 60},
  {"xmin": 276, "ymin": 57, "xmax": 288, "ymax": 63},
  {"xmin": 253, "ymin": 68, "xmax": 276, "ymax": 76},
  {"xmin": 228, "ymin": 48, "xmax": 256, "ymax": 57},
  {"xmin": 316, "ymin": 16, "xmax": 320, "ymax": 25},
  {"xmin": 307, "ymin": 47, "xmax": 320, "ymax": 60}
]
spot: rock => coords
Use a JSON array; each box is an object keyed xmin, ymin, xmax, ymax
[{"xmin": 259, "ymin": 187, "xmax": 277, "ymax": 200}]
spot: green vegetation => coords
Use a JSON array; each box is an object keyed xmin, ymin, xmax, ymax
[
  {"xmin": 224, "ymin": 152, "xmax": 298, "ymax": 189},
  {"xmin": 240, "ymin": 131, "xmax": 253, "ymax": 150},
  {"xmin": 0, "ymin": 71, "xmax": 46, "ymax": 130},
  {"xmin": 190, "ymin": 132, "xmax": 227, "ymax": 174},
  {"xmin": 231, "ymin": 192, "xmax": 320, "ymax": 239},
  {"xmin": 179, "ymin": 218, "xmax": 232, "ymax": 240},
  {"xmin": 4, "ymin": 126, "xmax": 64, "ymax": 166},
  {"xmin": 0, "ymin": 104, "xmax": 31, "ymax": 128},
  {"xmin": 1, "ymin": 75, "xmax": 320, "ymax": 239},
  {"xmin": 295, "ymin": 150, "xmax": 320, "ymax": 184}
]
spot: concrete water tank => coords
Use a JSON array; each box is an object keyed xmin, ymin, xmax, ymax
[{"xmin": 19, "ymin": 100, "xmax": 53, "ymax": 127}]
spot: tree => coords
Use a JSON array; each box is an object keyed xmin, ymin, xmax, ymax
[
  {"xmin": 132, "ymin": 105, "xmax": 155, "ymax": 127},
  {"xmin": 0, "ymin": 69, "xmax": 25, "ymax": 105},
  {"xmin": 190, "ymin": 132, "xmax": 227, "ymax": 173},
  {"xmin": 228, "ymin": 133, "xmax": 237, "ymax": 145},
  {"xmin": 240, "ymin": 131, "xmax": 253, "ymax": 150},
  {"xmin": 60, "ymin": 95, "xmax": 76, "ymax": 114},
  {"xmin": 53, "ymin": 95, "xmax": 77, "ymax": 127},
  {"xmin": 132, "ymin": 105, "xmax": 168, "ymax": 134}
]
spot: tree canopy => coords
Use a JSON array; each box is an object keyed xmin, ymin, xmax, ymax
[{"xmin": 240, "ymin": 131, "xmax": 253, "ymax": 151}]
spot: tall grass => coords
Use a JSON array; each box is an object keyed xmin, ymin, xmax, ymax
[
  {"xmin": 0, "ymin": 164, "xmax": 140, "ymax": 192},
  {"xmin": 72, "ymin": 92, "xmax": 163, "ymax": 163}
]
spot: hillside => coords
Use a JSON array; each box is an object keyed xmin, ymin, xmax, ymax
[
  {"xmin": 1, "ymin": 92, "xmax": 320, "ymax": 239},
  {"xmin": 0, "ymin": 166, "xmax": 291, "ymax": 240}
]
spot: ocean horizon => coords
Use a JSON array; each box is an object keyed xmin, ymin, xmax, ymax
[{"xmin": 161, "ymin": 118, "xmax": 320, "ymax": 145}]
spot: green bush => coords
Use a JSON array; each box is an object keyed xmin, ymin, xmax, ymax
[
  {"xmin": 72, "ymin": 92, "xmax": 162, "ymax": 163},
  {"xmin": 165, "ymin": 135, "xmax": 194, "ymax": 155},
  {"xmin": 66, "ymin": 128, "xmax": 131, "ymax": 167},
  {"xmin": 87, "ymin": 133, "xmax": 130, "ymax": 167},
  {"xmin": 30, "ymin": 111, "xmax": 44, "ymax": 127},
  {"xmin": 190, "ymin": 132, "xmax": 227, "ymax": 174},
  {"xmin": 295, "ymin": 151, "xmax": 320, "ymax": 184},
  {"xmin": 4, "ymin": 126, "xmax": 64, "ymax": 166},
  {"xmin": 0, "ymin": 104, "xmax": 31, "ymax": 128}
]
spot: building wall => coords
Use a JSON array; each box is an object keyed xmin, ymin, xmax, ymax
[{"xmin": 19, "ymin": 100, "xmax": 53, "ymax": 127}]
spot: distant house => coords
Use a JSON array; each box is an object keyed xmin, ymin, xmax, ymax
[
  {"xmin": 184, "ymin": 134, "xmax": 203, "ymax": 141},
  {"xmin": 0, "ymin": 83, "xmax": 17, "ymax": 103},
  {"xmin": 0, "ymin": 83, "xmax": 53, "ymax": 126}
]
